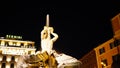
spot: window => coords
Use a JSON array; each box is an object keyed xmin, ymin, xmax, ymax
[
  {"xmin": 101, "ymin": 59, "xmax": 108, "ymax": 68},
  {"xmin": 13, "ymin": 42, "xmax": 17, "ymax": 46},
  {"xmin": 1, "ymin": 41, "xmax": 5, "ymax": 46},
  {"xmin": 117, "ymin": 39, "xmax": 120, "ymax": 45},
  {"xmin": 112, "ymin": 54, "xmax": 119, "ymax": 61},
  {"xmin": 3, "ymin": 56, "xmax": 6, "ymax": 61},
  {"xmin": 110, "ymin": 42, "xmax": 115, "ymax": 49},
  {"xmin": 28, "ymin": 51, "xmax": 31, "ymax": 54},
  {"xmin": 11, "ymin": 56, "xmax": 15, "ymax": 61},
  {"xmin": 10, "ymin": 63, "xmax": 14, "ymax": 68},
  {"xmin": 99, "ymin": 47, "xmax": 105, "ymax": 54},
  {"xmin": 28, "ymin": 44, "xmax": 32, "ymax": 48},
  {"xmin": 2, "ymin": 63, "xmax": 6, "ymax": 68},
  {"xmin": 102, "ymin": 59, "xmax": 108, "ymax": 66},
  {"xmin": 21, "ymin": 43, "xmax": 24, "ymax": 47},
  {"xmin": 114, "ymin": 39, "xmax": 120, "ymax": 46},
  {"xmin": 0, "ymin": 50, "xmax": 2, "ymax": 54},
  {"xmin": 5, "ymin": 42, "xmax": 9, "ymax": 46}
]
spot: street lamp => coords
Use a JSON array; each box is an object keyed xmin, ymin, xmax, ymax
[{"xmin": 101, "ymin": 62, "xmax": 106, "ymax": 68}]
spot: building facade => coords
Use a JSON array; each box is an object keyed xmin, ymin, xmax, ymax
[
  {"xmin": 94, "ymin": 38, "xmax": 120, "ymax": 68},
  {"xmin": 80, "ymin": 50, "xmax": 97, "ymax": 68},
  {"xmin": 80, "ymin": 13, "xmax": 120, "ymax": 68},
  {"xmin": 0, "ymin": 35, "xmax": 36, "ymax": 68},
  {"xmin": 95, "ymin": 13, "xmax": 120, "ymax": 68}
]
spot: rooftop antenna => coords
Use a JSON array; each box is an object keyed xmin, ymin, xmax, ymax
[{"xmin": 46, "ymin": 14, "xmax": 49, "ymax": 27}]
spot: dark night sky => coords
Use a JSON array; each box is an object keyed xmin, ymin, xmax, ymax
[{"xmin": 0, "ymin": 1, "xmax": 120, "ymax": 59}]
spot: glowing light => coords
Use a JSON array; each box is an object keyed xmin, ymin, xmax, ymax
[
  {"xmin": 16, "ymin": 42, "xmax": 20, "ymax": 46},
  {"xmin": 6, "ymin": 35, "xmax": 22, "ymax": 39},
  {"xmin": 1, "ymin": 41, "xmax": 5, "ymax": 46},
  {"xmin": 0, "ymin": 56, "xmax": 2, "ymax": 61},
  {"xmin": 101, "ymin": 62, "xmax": 106, "ymax": 68},
  {"xmin": 24, "ymin": 42, "xmax": 28, "ymax": 46},
  {"xmin": 9, "ymin": 41, "xmax": 13, "ymax": 45},
  {"xmin": 6, "ymin": 63, "xmax": 10, "ymax": 68},
  {"xmin": 6, "ymin": 56, "xmax": 11, "ymax": 62},
  {"xmin": 15, "ymin": 57, "xmax": 18, "ymax": 62}
]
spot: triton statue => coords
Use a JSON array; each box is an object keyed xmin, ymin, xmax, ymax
[
  {"xmin": 16, "ymin": 14, "xmax": 58, "ymax": 68},
  {"xmin": 41, "ymin": 14, "xmax": 58, "ymax": 55},
  {"xmin": 16, "ymin": 14, "xmax": 81, "ymax": 68}
]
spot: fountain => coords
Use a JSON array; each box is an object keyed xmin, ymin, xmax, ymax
[{"xmin": 16, "ymin": 14, "xmax": 82, "ymax": 68}]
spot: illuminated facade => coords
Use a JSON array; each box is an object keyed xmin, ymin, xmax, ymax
[
  {"xmin": 80, "ymin": 13, "xmax": 120, "ymax": 68},
  {"xmin": 0, "ymin": 35, "xmax": 36, "ymax": 68},
  {"xmin": 95, "ymin": 13, "xmax": 120, "ymax": 68},
  {"xmin": 94, "ymin": 38, "xmax": 119, "ymax": 68}
]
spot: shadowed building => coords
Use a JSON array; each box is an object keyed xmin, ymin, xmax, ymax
[{"xmin": 79, "ymin": 50, "xmax": 97, "ymax": 68}]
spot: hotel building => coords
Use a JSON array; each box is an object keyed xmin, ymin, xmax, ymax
[
  {"xmin": 80, "ymin": 13, "xmax": 120, "ymax": 68},
  {"xmin": 0, "ymin": 35, "xmax": 36, "ymax": 68}
]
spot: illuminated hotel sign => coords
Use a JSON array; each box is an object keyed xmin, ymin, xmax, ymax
[{"xmin": 6, "ymin": 35, "xmax": 22, "ymax": 39}]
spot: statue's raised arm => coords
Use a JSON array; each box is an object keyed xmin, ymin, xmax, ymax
[{"xmin": 48, "ymin": 27, "xmax": 58, "ymax": 42}]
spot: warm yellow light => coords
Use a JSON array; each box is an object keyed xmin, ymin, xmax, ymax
[
  {"xmin": 15, "ymin": 57, "xmax": 18, "ymax": 62},
  {"xmin": 101, "ymin": 62, "xmax": 106, "ymax": 67},
  {"xmin": 17, "ymin": 42, "xmax": 20, "ymax": 46},
  {"xmin": 1, "ymin": 41, "xmax": 5, "ymax": 46},
  {"xmin": 9, "ymin": 41, "xmax": 13, "ymax": 45},
  {"xmin": 6, "ymin": 64, "xmax": 10, "ymax": 68},
  {"xmin": 101, "ymin": 62, "xmax": 104, "ymax": 65},
  {"xmin": 7, "ymin": 57, "xmax": 11, "ymax": 62},
  {"xmin": 0, "ymin": 56, "xmax": 2, "ymax": 61},
  {"xmin": 24, "ymin": 42, "xmax": 28, "ymax": 45}
]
